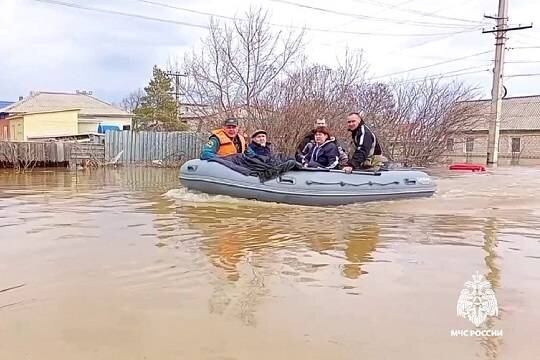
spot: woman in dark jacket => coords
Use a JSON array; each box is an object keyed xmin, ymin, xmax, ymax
[{"xmin": 303, "ymin": 126, "xmax": 340, "ymax": 169}]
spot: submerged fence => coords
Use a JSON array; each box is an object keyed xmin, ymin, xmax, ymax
[
  {"xmin": 1, "ymin": 131, "xmax": 206, "ymax": 169},
  {"xmin": 104, "ymin": 130, "xmax": 205, "ymax": 165},
  {"xmin": 0, "ymin": 141, "xmax": 104, "ymax": 169}
]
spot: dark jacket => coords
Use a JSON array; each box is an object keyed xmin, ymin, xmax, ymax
[
  {"xmin": 248, "ymin": 141, "xmax": 272, "ymax": 157},
  {"xmin": 304, "ymin": 138, "xmax": 340, "ymax": 169},
  {"xmin": 296, "ymin": 129, "xmax": 316, "ymax": 162},
  {"xmin": 348, "ymin": 120, "xmax": 382, "ymax": 169}
]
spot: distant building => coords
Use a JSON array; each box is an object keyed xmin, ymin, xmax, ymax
[
  {"xmin": 0, "ymin": 101, "xmax": 14, "ymax": 139},
  {"xmin": 181, "ymin": 103, "xmax": 274, "ymax": 133},
  {"xmin": 446, "ymin": 95, "xmax": 540, "ymax": 163},
  {"xmin": 0, "ymin": 91, "xmax": 132, "ymax": 141},
  {"xmin": 0, "ymin": 101, "xmax": 14, "ymax": 109}
]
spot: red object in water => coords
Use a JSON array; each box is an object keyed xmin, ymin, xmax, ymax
[{"xmin": 449, "ymin": 163, "xmax": 486, "ymax": 172}]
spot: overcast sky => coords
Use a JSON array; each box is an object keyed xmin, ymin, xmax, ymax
[{"xmin": 1, "ymin": 0, "xmax": 539, "ymax": 104}]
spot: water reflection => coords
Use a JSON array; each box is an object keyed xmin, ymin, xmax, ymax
[
  {"xmin": 174, "ymin": 203, "xmax": 384, "ymax": 285},
  {"xmin": 480, "ymin": 217, "xmax": 503, "ymax": 360},
  {"xmin": 341, "ymin": 224, "xmax": 380, "ymax": 279}
]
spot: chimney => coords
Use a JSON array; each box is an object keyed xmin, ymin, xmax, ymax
[{"xmin": 18, "ymin": 96, "xmax": 23, "ymax": 101}]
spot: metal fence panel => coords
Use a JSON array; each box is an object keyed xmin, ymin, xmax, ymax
[{"xmin": 104, "ymin": 130, "xmax": 205, "ymax": 165}]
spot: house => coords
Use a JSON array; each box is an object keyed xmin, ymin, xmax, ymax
[
  {"xmin": 446, "ymin": 95, "xmax": 540, "ymax": 163},
  {"xmin": 0, "ymin": 100, "xmax": 14, "ymax": 140},
  {"xmin": 0, "ymin": 91, "xmax": 132, "ymax": 141},
  {"xmin": 0, "ymin": 100, "xmax": 14, "ymax": 109}
]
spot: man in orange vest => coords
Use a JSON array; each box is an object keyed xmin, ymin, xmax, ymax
[{"xmin": 200, "ymin": 118, "xmax": 248, "ymax": 160}]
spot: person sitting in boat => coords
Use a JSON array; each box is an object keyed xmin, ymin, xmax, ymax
[
  {"xmin": 303, "ymin": 126, "xmax": 340, "ymax": 169},
  {"xmin": 341, "ymin": 112, "xmax": 383, "ymax": 173},
  {"xmin": 200, "ymin": 118, "xmax": 250, "ymax": 160},
  {"xmin": 296, "ymin": 118, "xmax": 327, "ymax": 162},
  {"xmin": 248, "ymin": 129, "xmax": 272, "ymax": 157}
]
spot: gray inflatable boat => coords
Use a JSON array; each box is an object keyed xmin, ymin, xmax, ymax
[{"xmin": 179, "ymin": 159, "xmax": 436, "ymax": 206}]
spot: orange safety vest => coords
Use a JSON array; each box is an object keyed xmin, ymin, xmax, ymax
[{"xmin": 211, "ymin": 129, "xmax": 247, "ymax": 156}]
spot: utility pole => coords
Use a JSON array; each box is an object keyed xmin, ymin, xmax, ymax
[
  {"xmin": 166, "ymin": 71, "xmax": 187, "ymax": 124},
  {"xmin": 483, "ymin": 0, "xmax": 532, "ymax": 166}
]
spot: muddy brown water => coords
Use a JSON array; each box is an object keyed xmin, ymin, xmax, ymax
[{"xmin": 0, "ymin": 166, "xmax": 539, "ymax": 359}]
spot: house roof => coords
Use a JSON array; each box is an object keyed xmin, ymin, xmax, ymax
[
  {"xmin": 468, "ymin": 95, "xmax": 540, "ymax": 131},
  {"xmin": 0, "ymin": 101, "xmax": 14, "ymax": 110},
  {"xmin": 7, "ymin": 108, "xmax": 81, "ymax": 119},
  {"xmin": 0, "ymin": 91, "xmax": 131, "ymax": 117}
]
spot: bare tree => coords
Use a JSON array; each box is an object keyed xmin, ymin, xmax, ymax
[
  {"xmin": 0, "ymin": 141, "xmax": 37, "ymax": 172},
  {"xmin": 256, "ymin": 51, "xmax": 367, "ymax": 153},
  {"xmin": 358, "ymin": 79, "xmax": 482, "ymax": 166},
  {"xmin": 182, "ymin": 8, "xmax": 304, "ymax": 131},
  {"xmin": 175, "ymin": 6, "xmax": 482, "ymax": 166},
  {"xmin": 119, "ymin": 89, "xmax": 144, "ymax": 113}
]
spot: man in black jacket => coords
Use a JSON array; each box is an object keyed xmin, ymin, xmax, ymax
[
  {"xmin": 342, "ymin": 112, "xmax": 382, "ymax": 173},
  {"xmin": 248, "ymin": 129, "xmax": 272, "ymax": 157}
]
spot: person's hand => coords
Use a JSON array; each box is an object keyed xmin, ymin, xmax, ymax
[{"xmin": 342, "ymin": 166, "xmax": 353, "ymax": 173}]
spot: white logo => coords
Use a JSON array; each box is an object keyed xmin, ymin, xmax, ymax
[
  {"xmin": 457, "ymin": 271, "xmax": 498, "ymax": 327},
  {"xmin": 416, "ymin": 176, "xmax": 432, "ymax": 185}
]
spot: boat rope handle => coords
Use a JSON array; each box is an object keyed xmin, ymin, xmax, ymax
[{"xmin": 305, "ymin": 180, "xmax": 400, "ymax": 187}]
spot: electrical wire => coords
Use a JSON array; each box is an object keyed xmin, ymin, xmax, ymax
[
  {"xmin": 389, "ymin": 67, "xmax": 490, "ymax": 84},
  {"xmin": 269, "ymin": 0, "xmax": 481, "ymax": 29},
  {"xmin": 351, "ymin": 0, "xmax": 485, "ymax": 25},
  {"xmin": 372, "ymin": 50, "xmax": 493, "ymax": 79},
  {"xmin": 33, "ymin": 0, "xmax": 481, "ymax": 38},
  {"xmin": 32, "ymin": 0, "xmax": 208, "ymax": 28},
  {"xmin": 136, "ymin": 0, "xmax": 478, "ymax": 37},
  {"xmin": 505, "ymin": 73, "xmax": 540, "ymax": 78}
]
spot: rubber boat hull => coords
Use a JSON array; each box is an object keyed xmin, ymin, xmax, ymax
[{"xmin": 179, "ymin": 159, "xmax": 437, "ymax": 206}]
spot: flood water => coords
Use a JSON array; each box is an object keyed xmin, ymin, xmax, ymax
[{"xmin": 1, "ymin": 166, "xmax": 539, "ymax": 359}]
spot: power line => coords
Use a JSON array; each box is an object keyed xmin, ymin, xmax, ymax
[
  {"xmin": 269, "ymin": 0, "xmax": 481, "ymax": 29},
  {"xmin": 380, "ymin": 26, "xmax": 478, "ymax": 57},
  {"xmin": 511, "ymin": 46, "xmax": 540, "ymax": 49},
  {"xmin": 351, "ymin": 0, "xmax": 485, "ymax": 25},
  {"xmin": 372, "ymin": 50, "xmax": 493, "ymax": 79},
  {"xmin": 32, "ymin": 0, "xmax": 208, "ymax": 28},
  {"xmin": 33, "ymin": 0, "xmax": 480, "ymax": 38},
  {"xmin": 393, "ymin": 69, "xmax": 491, "ymax": 84},
  {"xmin": 138, "ymin": 0, "xmax": 236, "ymax": 21},
  {"xmin": 136, "ymin": 0, "xmax": 477, "ymax": 37},
  {"xmin": 505, "ymin": 73, "xmax": 540, "ymax": 78},
  {"xmin": 505, "ymin": 60, "xmax": 540, "ymax": 63}
]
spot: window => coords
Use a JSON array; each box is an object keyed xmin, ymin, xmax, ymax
[
  {"xmin": 465, "ymin": 137, "xmax": 474, "ymax": 153},
  {"xmin": 511, "ymin": 137, "xmax": 521, "ymax": 153},
  {"xmin": 123, "ymin": 125, "xmax": 131, "ymax": 130},
  {"xmin": 17, "ymin": 123, "xmax": 23, "ymax": 140},
  {"xmin": 446, "ymin": 138, "xmax": 454, "ymax": 152}
]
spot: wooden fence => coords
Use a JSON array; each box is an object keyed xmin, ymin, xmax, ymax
[
  {"xmin": 70, "ymin": 143, "xmax": 106, "ymax": 166},
  {"xmin": 0, "ymin": 141, "xmax": 106, "ymax": 168},
  {"xmin": 104, "ymin": 130, "xmax": 205, "ymax": 165},
  {"xmin": 0, "ymin": 131, "xmax": 206, "ymax": 169}
]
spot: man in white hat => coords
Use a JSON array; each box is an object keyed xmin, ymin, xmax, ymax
[{"xmin": 248, "ymin": 129, "xmax": 272, "ymax": 157}]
